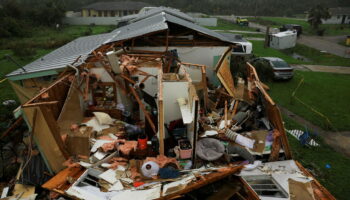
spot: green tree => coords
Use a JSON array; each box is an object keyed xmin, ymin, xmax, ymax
[{"xmin": 307, "ymin": 5, "xmax": 331, "ymax": 30}]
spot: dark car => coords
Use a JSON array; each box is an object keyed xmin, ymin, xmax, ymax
[
  {"xmin": 251, "ymin": 57, "xmax": 294, "ymax": 80},
  {"xmin": 280, "ymin": 24, "xmax": 302, "ymax": 37}
]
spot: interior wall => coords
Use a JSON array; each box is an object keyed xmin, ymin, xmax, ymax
[
  {"xmin": 180, "ymin": 65, "xmax": 202, "ymax": 83},
  {"xmin": 132, "ymin": 46, "xmax": 229, "ymax": 83},
  {"xmin": 162, "ymin": 81, "xmax": 189, "ymax": 124},
  {"xmin": 133, "ymin": 67, "xmax": 159, "ymax": 97}
]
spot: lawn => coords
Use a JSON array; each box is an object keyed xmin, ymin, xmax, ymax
[
  {"xmin": 0, "ymin": 25, "xmax": 113, "ymax": 103},
  {"xmin": 250, "ymin": 40, "xmax": 350, "ymax": 66},
  {"xmin": 0, "ymin": 25, "xmax": 115, "ymax": 50},
  {"xmin": 267, "ymin": 70, "xmax": 350, "ymax": 131},
  {"xmin": 205, "ymin": 18, "xmax": 258, "ymax": 32},
  {"xmin": 248, "ymin": 17, "xmax": 350, "ymax": 36},
  {"xmin": 282, "ymin": 44, "xmax": 350, "ymax": 66},
  {"xmin": 282, "ymin": 114, "xmax": 350, "ymax": 200},
  {"xmin": 249, "ymin": 40, "xmax": 306, "ymax": 64}
]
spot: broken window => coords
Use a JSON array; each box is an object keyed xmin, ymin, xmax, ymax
[{"xmin": 243, "ymin": 175, "xmax": 288, "ymax": 198}]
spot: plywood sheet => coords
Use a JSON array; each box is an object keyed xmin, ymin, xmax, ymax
[
  {"xmin": 289, "ymin": 179, "xmax": 315, "ymax": 200},
  {"xmin": 57, "ymin": 79, "xmax": 83, "ymax": 135},
  {"xmin": 217, "ymin": 52, "xmax": 235, "ymax": 96},
  {"xmin": 23, "ymin": 107, "xmax": 66, "ymax": 173},
  {"xmin": 9, "ymin": 81, "xmax": 37, "ymax": 104}
]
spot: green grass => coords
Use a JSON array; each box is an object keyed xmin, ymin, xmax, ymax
[
  {"xmin": 0, "ymin": 25, "xmax": 115, "ymax": 50},
  {"xmin": 268, "ymin": 71, "xmax": 350, "ymax": 131},
  {"xmin": 283, "ymin": 114, "xmax": 350, "ymax": 200},
  {"xmin": 250, "ymin": 40, "xmax": 350, "ymax": 66},
  {"xmin": 205, "ymin": 18, "xmax": 258, "ymax": 32},
  {"xmin": 0, "ymin": 49, "xmax": 54, "ymax": 102},
  {"xmin": 282, "ymin": 44, "xmax": 350, "ymax": 67},
  {"xmin": 250, "ymin": 40, "xmax": 306, "ymax": 64},
  {"xmin": 248, "ymin": 17, "xmax": 350, "ymax": 36},
  {"xmin": 0, "ymin": 25, "xmax": 114, "ymax": 103}
]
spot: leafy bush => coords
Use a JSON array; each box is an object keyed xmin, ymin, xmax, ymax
[
  {"xmin": 0, "ymin": 17, "xmax": 30, "ymax": 38},
  {"xmin": 84, "ymin": 28, "xmax": 93, "ymax": 36},
  {"xmin": 12, "ymin": 45, "xmax": 37, "ymax": 58},
  {"xmin": 252, "ymin": 60, "xmax": 274, "ymax": 82}
]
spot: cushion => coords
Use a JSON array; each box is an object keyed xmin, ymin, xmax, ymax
[
  {"xmin": 196, "ymin": 138, "xmax": 225, "ymax": 161},
  {"xmin": 93, "ymin": 112, "xmax": 114, "ymax": 125}
]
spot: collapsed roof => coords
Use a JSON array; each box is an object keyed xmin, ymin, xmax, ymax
[{"xmin": 6, "ymin": 11, "xmax": 234, "ymax": 78}]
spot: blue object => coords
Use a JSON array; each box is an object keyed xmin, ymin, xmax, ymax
[
  {"xmin": 325, "ymin": 164, "xmax": 331, "ymax": 169},
  {"xmin": 159, "ymin": 167, "xmax": 180, "ymax": 179},
  {"xmin": 299, "ymin": 125, "xmax": 310, "ymax": 146}
]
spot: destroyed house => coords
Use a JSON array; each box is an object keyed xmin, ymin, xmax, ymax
[{"xmin": 5, "ymin": 9, "xmax": 335, "ymax": 200}]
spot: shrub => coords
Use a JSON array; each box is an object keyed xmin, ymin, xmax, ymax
[
  {"xmin": 84, "ymin": 28, "xmax": 93, "ymax": 36},
  {"xmin": 252, "ymin": 60, "xmax": 274, "ymax": 82},
  {"xmin": 12, "ymin": 45, "xmax": 37, "ymax": 58}
]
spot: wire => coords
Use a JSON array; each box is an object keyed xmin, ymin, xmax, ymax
[
  {"xmin": 0, "ymin": 78, "xmax": 7, "ymax": 84},
  {"xmin": 291, "ymin": 76, "xmax": 335, "ymax": 131}
]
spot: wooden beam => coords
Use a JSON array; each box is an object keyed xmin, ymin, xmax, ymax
[
  {"xmin": 0, "ymin": 117, "xmax": 23, "ymax": 140},
  {"xmin": 295, "ymin": 161, "xmax": 336, "ymax": 200},
  {"xmin": 22, "ymin": 101, "xmax": 59, "ymax": 108},
  {"xmin": 201, "ymin": 65, "xmax": 209, "ymax": 111},
  {"xmin": 22, "ymin": 73, "xmax": 72, "ymax": 107},
  {"xmin": 158, "ymin": 68, "xmax": 164, "ymax": 155},
  {"xmin": 269, "ymin": 129, "xmax": 282, "ymax": 161},
  {"xmin": 128, "ymin": 85, "xmax": 156, "ymax": 134},
  {"xmin": 101, "ymin": 63, "xmax": 127, "ymax": 94},
  {"xmin": 157, "ymin": 166, "xmax": 243, "ymax": 199},
  {"xmin": 120, "ymin": 74, "xmax": 136, "ymax": 84}
]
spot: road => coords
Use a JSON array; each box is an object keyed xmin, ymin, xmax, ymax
[
  {"xmin": 291, "ymin": 64, "xmax": 350, "ymax": 74},
  {"xmin": 248, "ymin": 20, "xmax": 350, "ymax": 58},
  {"xmin": 297, "ymin": 35, "xmax": 350, "ymax": 58},
  {"xmin": 216, "ymin": 16, "xmax": 350, "ymax": 58}
]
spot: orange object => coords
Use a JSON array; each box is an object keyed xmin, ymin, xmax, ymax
[
  {"xmin": 138, "ymin": 136, "xmax": 148, "ymax": 150},
  {"xmin": 133, "ymin": 181, "xmax": 145, "ymax": 187}
]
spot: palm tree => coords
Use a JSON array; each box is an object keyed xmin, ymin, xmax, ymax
[{"xmin": 307, "ymin": 5, "xmax": 331, "ymax": 30}]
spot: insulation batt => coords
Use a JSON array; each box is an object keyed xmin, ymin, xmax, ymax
[{"xmin": 145, "ymin": 155, "xmax": 180, "ymax": 169}]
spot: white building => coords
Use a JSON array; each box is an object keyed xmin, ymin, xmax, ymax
[
  {"xmin": 269, "ymin": 31, "xmax": 297, "ymax": 50},
  {"xmin": 322, "ymin": 7, "xmax": 350, "ymax": 24}
]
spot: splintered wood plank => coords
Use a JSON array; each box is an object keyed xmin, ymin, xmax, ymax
[
  {"xmin": 42, "ymin": 167, "xmax": 86, "ymax": 194},
  {"xmin": 295, "ymin": 161, "xmax": 336, "ymax": 200},
  {"xmin": 129, "ymin": 85, "xmax": 156, "ymax": 134},
  {"xmin": 156, "ymin": 166, "xmax": 243, "ymax": 200},
  {"xmin": 217, "ymin": 53, "xmax": 235, "ymax": 96}
]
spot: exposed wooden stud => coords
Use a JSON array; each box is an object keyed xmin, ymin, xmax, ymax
[
  {"xmin": 22, "ymin": 101, "xmax": 59, "ymax": 108},
  {"xmin": 158, "ymin": 68, "xmax": 164, "ymax": 155},
  {"xmin": 128, "ymin": 85, "xmax": 156, "ymax": 134},
  {"xmin": 224, "ymin": 100, "xmax": 228, "ymax": 128},
  {"xmin": 23, "ymin": 73, "xmax": 72, "ymax": 107},
  {"xmin": 0, "ymin": 117, "xmax": 23, "ymax": 140}
]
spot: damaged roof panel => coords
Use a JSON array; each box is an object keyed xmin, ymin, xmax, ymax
[
  {"xmin": 164, "ymin": 13, "xmax": 232, "ymax": 43},
  {"xmin": 109, "ymin": 12, "xmax": 169, "ymax": 42},
  {"xmin": 7, "ymin": 11, "xmax": 233, "ymax": 78},
  {"xmin": 132, "ymin": 7, "xmax": 195, "ymax": 23},
  {"xmin": 6, "ymin": 32, "xmax": 118, "ymax": 77}
]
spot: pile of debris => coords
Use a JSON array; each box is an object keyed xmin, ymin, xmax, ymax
[{"xmin": 1, "ymin": 7, "xmax": 335, "ymax": 200}]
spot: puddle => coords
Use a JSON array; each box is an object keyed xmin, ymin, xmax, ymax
[{"xmin": 290, "ymin": 53, "xmax": 312, "ymax": 62}]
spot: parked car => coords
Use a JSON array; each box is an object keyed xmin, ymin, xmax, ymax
[
  {"xmin": 280, "ymin": 24, "xmax": 302, "ymax": 37},
  {"xmin": 251, "ymin": 57, "xmax": 294, "ymax": 80},
  {"xmin": 236, "ymin": 17, "xmax": 249, "ymax": 26}
]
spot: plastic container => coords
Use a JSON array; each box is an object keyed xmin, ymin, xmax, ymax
[{"xmin": 178, "ymin": 139, "xmax": 192, "ymax": 159}]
